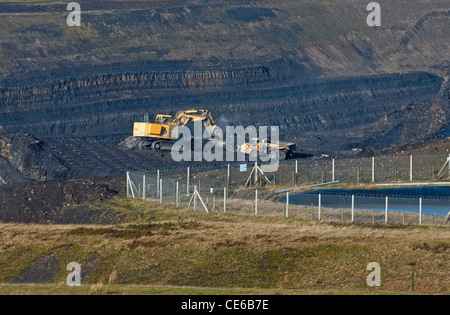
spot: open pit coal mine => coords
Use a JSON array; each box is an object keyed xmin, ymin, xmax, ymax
[
  {"xmin": 0, "ymin": 0, "xmax": 449, "ymax": 188},
  {"xmin": 0, "ymin": 66, "xmax": 448, "ymax": 185}
]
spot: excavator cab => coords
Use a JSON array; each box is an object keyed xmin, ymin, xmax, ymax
[
  {"xmin": 155, "ymin": 115, "xmax": 172, "ymax": 124},
  {"xmin": 249, "ymin": 138, "xmax": 259, "ymax": 147}
]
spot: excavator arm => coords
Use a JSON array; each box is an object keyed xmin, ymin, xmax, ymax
[{"xmin": 171, "ymin": 109, "xmax": 217, "ymax": 135}]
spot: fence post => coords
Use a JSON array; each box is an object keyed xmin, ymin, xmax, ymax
[
  {"xmin": 332, "ymin": 158, "xmax": 335, "ymax": 182},
  {"xmin": 448, "ymin": 154, "xmax": 450, "ymax": 178},
  {"xmin": 224, "ymin": 187, "xmax": 227, "ymax": 213},
  {"xmin": 160, "ymin": 179, "xmax": 163, "ymax": 204},
  {"xmin": 286, "ymin": 192, "xmax": 289, "ymax": 218},
  {"xmin": 318, "ymin": 194, "xmax": 321, "ymax": 221},
  {"xmin": 255, "ymin": 189, "xmax": 258, "ymax": 215},
  {"xmin": 351, "ymin": 195, "xmax": 355, "ymax": 223},
  {"xmin": 126, "ymin": 172, "xmax": 130, "ymax": 198},
  {"xmin": 385, "ymin": 196, "xmax": 388, "ymax": 224},
  {"xmin": 193, "ymin": 185, "xmax": 197, "ymax": 211},
  {"xmin": 227, "ymin": 164, "xmax": 231, "ymax": 195},
  {"xmin": 419, "ymin": 197, "xmax": 422, "ymax": 225},
  {"xmin": 127, "ymin": 172, "xmax": 136, "ymax": 199},
  {"xmin": 372, "ymin": 157, "xmax": 375, "ymax": 183},
  {"xmin": 156, "ymin": 169, "xmax": 160, "ymax": 197},
  {"xmin": 142, "ymin": 175, "xmax": 146, "ymax": 200},
  {"xmin": 187, "ymin": 167, "xmax": 190, "ymax": 195},
  {"xmin": 442, "ymin": 212, "xmax": 450, "ymax": 226},
  {"xmin": 410, "ymin": 155, "xmax": 413, "ymax": 182},
  {"xmin": 176, "ymin": 182, "xmax": 179, "ymax": 208}
]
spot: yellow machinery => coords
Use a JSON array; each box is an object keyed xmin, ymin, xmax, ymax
[
  {"xmin": 240, "ymin": 138, "xmax": 296, "ymax": 160},
  {"xmin": 133, "ymin": 109, "xmax": 217, "ymax": 151}
]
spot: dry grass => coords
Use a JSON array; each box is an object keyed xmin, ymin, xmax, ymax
[
  {"xmin": 0, "ymin": 199, "xmax": 448, "ymax": 294},
  {"xmin": 90, "ymin": 282, "xmax": 108, "ymax": 295},
  {"xmin": 109, "ymin": 270, "xmax": 118, "ymax": 285},
  {"xmin": 0, "ymin": 283, "xmax": 405, "ymax": 295}
]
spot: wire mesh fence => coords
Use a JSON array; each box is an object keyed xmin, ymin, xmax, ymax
[
  {"xmin": 280, "ymin": 193, "xmax": 449, "ymax": 225},
  {"xmin": 141, "ymin": 154, "xmax": 450, "ymax": 189},
  {"xmin": 274, "ymin": 154, "xmax": 449, "ymax": 184},
  {"xmin": 127, "ymin": 168, "xmax": 450, "ymax": 227}
]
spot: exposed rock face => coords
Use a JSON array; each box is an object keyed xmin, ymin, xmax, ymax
[
  {"xmin": 0, "ymin": 68, "xmax": 444, "ymax": 154},
  {"xmin": 355, "ymin": 76, "xmax": 449, "ymax": 152},
  {"xmin": 0, "ymin": 0, "xmax": 449, "ymax": 80},
  {"xmin": 0, "ymin": 0, "xmax": 448, "ymax": 182},
  {"xmin": 0, "ymin": 176, "xmax": 125, "ymax": 224},
  {"xmin": 0, "ymin": 133, "xmax": 70, "ymax": 183},
  {"xmin": 12, "ymin": 254, "xmax": 59, "ymax": 284},
  {"xmin": 400, "ymin": 78, "xmax": 449, "ymax": 144}
]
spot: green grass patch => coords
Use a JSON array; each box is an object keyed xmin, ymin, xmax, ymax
[{"xmin": 0, "ymin": 245, "xmax": 47, "ymax": 282}]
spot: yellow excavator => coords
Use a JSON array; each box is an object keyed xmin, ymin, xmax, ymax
[{"xmin": 132, "ymin": 109, "xmax": 218, "ymax": 151}]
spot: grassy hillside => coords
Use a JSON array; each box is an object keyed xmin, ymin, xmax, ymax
[{"xmin": 0, "ymin": 197, "xmax": 448, "ymax": 294}]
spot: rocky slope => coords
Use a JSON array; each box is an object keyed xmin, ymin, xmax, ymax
[
  {"xmin": 0, "ymin": 67, "xmax": 445, "ymax": 152},
  {"xmin": 0, "ymin": 0, "xmax": 449, "ymax": 81},
  {"xmin": 0, "ymin": 132, "xmax": 71, "ymax": 183},
  {"xmin": 0, "ymin": 0, "xmax": 448, "ymax": 181},
  {"xmin": 357, "ymin": 77, "xmax": 449, "ymax": 152},
  {"xmin": 0, "ymin": 176, "xmax": 125, "ymax": 224}
]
